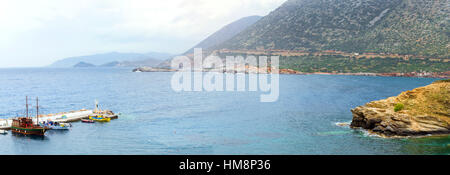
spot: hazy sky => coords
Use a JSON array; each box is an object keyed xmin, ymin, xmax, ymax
[{"xmin": 0, "ymin": 0, "xmax": 286, "ymax": 67}]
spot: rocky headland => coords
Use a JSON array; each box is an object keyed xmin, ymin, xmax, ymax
[{"xmin": 350, "ymin": 79, "xmax": 450, "ymax": 137}]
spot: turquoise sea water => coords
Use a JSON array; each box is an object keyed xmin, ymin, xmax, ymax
[{"xmin": 0, "ymin": 68, "xmax": 448, "ymax": 155}]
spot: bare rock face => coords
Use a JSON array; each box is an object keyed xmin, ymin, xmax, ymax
[{"xmin": 350, "ymin": 80, "xmax": 450, "ymax": 137}]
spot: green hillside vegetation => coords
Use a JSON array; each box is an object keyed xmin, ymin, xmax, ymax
[{"xmin": 278, "ymin": 56, "xmax": 449, "ymax": 73}]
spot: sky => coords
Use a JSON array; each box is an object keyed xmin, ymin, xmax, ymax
[{"xmin": 0, "ymin": 0, "xmax": 286, "ymax": 67}]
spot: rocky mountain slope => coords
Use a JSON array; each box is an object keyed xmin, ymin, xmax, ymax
[
  {"xmin": 184, "ymin": 16, "xmax": 262, "ymax": 54},
  {"xmin": 350, "ymin": 79, "xmax": 450, "ymax": 137},
  {"xmin": 215, "ymin": 0, "xmax": 449, "ymax": 58}
]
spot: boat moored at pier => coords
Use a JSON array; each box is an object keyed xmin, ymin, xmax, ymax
[
  {"xmin": 89, "ymin": 115, "xmax": 111, "ymax": 122},
  {"xmin": 39, "ymin": 121, "xmax": 72, "ymax": 130},
  {"xmin": 0, "ymin": 130, "xmax": 7, "ymax": 134},
  {"xmin": 81, "ymin": 119, "xmax": 95, "ymax": 123},
  {"xmin": 11, "ymin": 97, "xmax": 48, "ymax": 136},
  {"xmin": 11, "ymin": 117, "xmax": 48, "ymax": 136},
  {"xmin": 2, "ymin": 98, "xmax": 118, "ymax": 135}
]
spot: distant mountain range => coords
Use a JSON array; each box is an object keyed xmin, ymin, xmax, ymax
[
  {"xmin": 214, "ymin": 0, "xmax": 449, "ymax": 58},
  {"xmin": 71, "ymin": 58, "xmax": 164, "ymax": 68},
  {"xmin": 184, "ymin": 15, "xmax": 262, "ymax": 54},
  {"xmin": 50, "ymin": 52, "xmax": 172, "ymax": 68}
]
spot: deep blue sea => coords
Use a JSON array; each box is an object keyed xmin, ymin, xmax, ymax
[{"xmin": 0, "ymin": 68, "xmax": 448, "ymax": 155}]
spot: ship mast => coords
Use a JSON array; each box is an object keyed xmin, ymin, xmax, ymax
[
  {"xmin": 95, "ymin": 99, "xmax": 99, "ymax": 113},
  {"xmin": 36, "ymin": 97, "xmax": 39, "ymax": 124},
  {"xmin": 26, "ymin": 96, "xmax": 28, "ymax": 118}
]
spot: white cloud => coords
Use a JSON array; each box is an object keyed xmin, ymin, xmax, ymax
[{"xmin": 0, "ymin": 0, "xmax": 286, "ymax": 67}]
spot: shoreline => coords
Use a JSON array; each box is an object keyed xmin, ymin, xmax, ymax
[
  {"xmin": 133, "ymin": 67, "xmax": 450, "ymax": 79},
  {"xmin": 336, "ymin": 122, "xmax": 450, "ymax": 139},
  {"xmin": 1, "ymin": 67, "xmax": 446, "ymax": 79},
  {"xmin": 303, "ymin": 72, "xmax": 450, "ymax": 79},
  {"xmin": 359, "ymin": 127, "xmax": 450, "ymax": 139}
]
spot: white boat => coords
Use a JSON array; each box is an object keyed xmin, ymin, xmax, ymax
[
  {"xmin": 0, "ymin": 130, "xmax": 7, "ymax": 134},
  {"xmin": 40, "ymin": 121, "xmax": 72, "ymax": 130}
]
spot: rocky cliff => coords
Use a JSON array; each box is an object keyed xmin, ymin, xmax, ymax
[{"xmin": 350, "ymin": 79, "xmax": 450, "ymax": 137}]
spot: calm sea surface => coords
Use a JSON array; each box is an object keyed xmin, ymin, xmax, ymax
[{"xmin": 0, "ymin": 68, "xmax": 448, "ymax": 155}]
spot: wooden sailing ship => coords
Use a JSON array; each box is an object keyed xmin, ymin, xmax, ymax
[{"xmin": 11, "ymin": 96, "xmax": 48, "ymax": 136}]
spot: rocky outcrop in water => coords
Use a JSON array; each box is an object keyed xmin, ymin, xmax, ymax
[
  {"xmin": 350, "ymin": 80, "xmax": 450, "ymax": 137},
  {"xmin": 73, "ymin": 61, "xmax": 95, "ymax": 68}
]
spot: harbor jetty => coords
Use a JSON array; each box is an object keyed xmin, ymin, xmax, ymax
[{"xmin": 0, "ymin": 100, "xmax": 118, "ymax": 130}]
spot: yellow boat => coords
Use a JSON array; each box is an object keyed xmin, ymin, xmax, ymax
[{"xmin": 89, "ymin": 115, "xmax": 111, "ymax": 122}]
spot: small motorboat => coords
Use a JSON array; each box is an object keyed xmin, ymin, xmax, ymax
[
  {"xmin": 89, "ymin": 115, "xmax": 111, "ymax": 122},
  {"xmin": 81, "ymin": 119, "xmax": 95, "ymax": 123},
  {"xmin": 0, "ymin": 130, "xmax": 7, "ymax": 135},
  {"xmin": 39, "ymin": 121, "xmax": 71, "ymax": 130}
]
